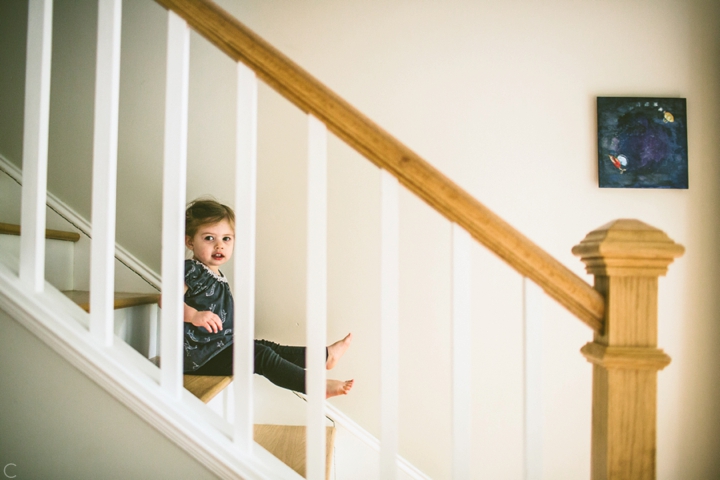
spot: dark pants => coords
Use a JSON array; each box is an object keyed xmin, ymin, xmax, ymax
[{"xmin": 192, "ymin": 340, "xmax": 325, "ymax": 394}]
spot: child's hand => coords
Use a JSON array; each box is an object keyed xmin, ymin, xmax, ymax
[{"xmin": 191, "ymin": 310, "xmax": 223, "ymax": 333}]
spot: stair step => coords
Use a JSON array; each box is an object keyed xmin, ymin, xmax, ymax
[
  {"xmin": 183, "ymin": 374, "xmax": 233, "ymax": 403},
  {"xmin": 62, "ymin": 290, "xmax": 160, "ymax": 313},
  {"xmin": 147, "ymin": 362, "xmax": 231, "ymax": 404},
  {"xmin": 182, "ymin": 378, "xmax": 336, "ymax": 478},
  {"xmin": 254, "ymin": 424, "xmax": 336, "ymax": 479},
  {"xmin": 0, "ymin": 222, "xmax": 81, "ymax": 242}
]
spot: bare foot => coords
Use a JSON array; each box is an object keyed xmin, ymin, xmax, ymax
[
  {"xmin": 326, "ymin": 333, "xmax": 352, "ymax": 370},
  {"xmin": 326, "ymin": 379, "xmax": 354, "ymax": 398}
]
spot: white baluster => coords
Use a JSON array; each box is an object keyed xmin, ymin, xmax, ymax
[
  {"xmin": 20, "ymin": 0, "xmax": 53, "ymax": 292},
  {"xmin": 233, "ymin": 62, "xmax": 258, "ymax": 453},
  {"xmin": 90, "ymin": 0, "xmax": 122, "ymax": 347},
  {"xmin": 380, "ymin": 169, "xmax": 399, "ymax": 480},
  {"xmin": 160, "ymin": 11, "xmax": 190, "ymax": 399},
  {"xmin": 523, "ymin": 277, "xmax": 544, "ymax": 480},
  {"xmin": 306, "ymin": 115, "xmax": 327, "ymax": 480},
  {"xmin": 452, "ymin": 223, "xmax": 472, "ymax": 479}
]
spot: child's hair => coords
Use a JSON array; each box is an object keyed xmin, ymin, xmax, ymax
[{"xmin": 185, "ymin": 198, "xmax": 235, "ymax": 238}]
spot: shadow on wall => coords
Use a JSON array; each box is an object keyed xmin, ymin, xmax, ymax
[
  {"xmin": 0, "ymin": 0, "xmax": 28, "ymax": 165},
  {"xmin": 672, "ymin": 1, "xmax": 720, "ymax": 476}
]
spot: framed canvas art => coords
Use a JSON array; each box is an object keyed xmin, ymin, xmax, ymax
[{"xmin": 597, "ymin": 97, "xmax": 688, "ymax": 189}]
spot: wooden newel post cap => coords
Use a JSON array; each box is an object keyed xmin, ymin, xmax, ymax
[{"xmin": 572, "ymin": 219, "xmax": 684, "ymax": 277}]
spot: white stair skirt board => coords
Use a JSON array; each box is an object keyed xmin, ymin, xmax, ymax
[{"xmin": 0, "ymin": 260, "xmax": 303, "ymax": 480}]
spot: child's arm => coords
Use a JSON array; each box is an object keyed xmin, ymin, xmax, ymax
[
  {"xmin": 184, "ymin": 303, "xmax": 224, "ymax": 333},
  {"xmin": 160, "ymin": 285, "xmax": 224, "ymax": 333},
  {"xmin": 183, "ymin": 285, "xmax": 224, "ymax": 333}
]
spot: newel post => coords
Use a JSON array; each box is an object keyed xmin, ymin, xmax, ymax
[{"xmin": 572, "ymin": 219, "xmax": 684, "ymax": 480}]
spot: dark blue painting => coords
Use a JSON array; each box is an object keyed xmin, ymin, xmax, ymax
[{"xmin": 597, "ymin": 97, "xmax": 688, "ymax": 189}]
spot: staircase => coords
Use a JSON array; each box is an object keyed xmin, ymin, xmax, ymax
[
  {"xmin": 0, "ymin": 215, "xmax": 336, "ymax": 479},
  {"xmin": 0, "ymin": 218, "xmax": 161, "ymax": 359},
  {"xmin": 0, "ymin": 0, "xmax": 685, "ymax": 479}
]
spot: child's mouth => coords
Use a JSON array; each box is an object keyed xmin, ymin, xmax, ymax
[{"xmin": 212, "ymin": 253, "xmax": 224, "ymax": 259}]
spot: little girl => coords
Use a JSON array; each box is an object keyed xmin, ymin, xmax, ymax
[{"xmin": 182, "ymin": 199, "xmax": 353, "ymax": 398}]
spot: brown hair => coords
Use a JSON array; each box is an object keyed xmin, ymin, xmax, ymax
[{"xmin": 185, "ymin": 198, "xmax": 235, "ymax": 238}]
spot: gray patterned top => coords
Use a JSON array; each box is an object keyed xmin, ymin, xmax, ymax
[{"xmin": 183, "ymin": 259, "xmax": 234, "ymax": 372}]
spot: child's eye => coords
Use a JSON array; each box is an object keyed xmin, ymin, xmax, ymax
[
  {"xmin": 223, "ymin": 236, "xmax": 233, "ymax": 242},
  {"xmin": 204, "ymin": 235, "xmax": 214, "ymax": 241}
]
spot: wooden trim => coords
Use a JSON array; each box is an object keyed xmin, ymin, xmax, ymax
[
  {"xmin": 574, "ymin": 220, "xmax": 683, "ymax": 480},
  {"xmin": 572, "ymin": 219, "xmax": 685, "ymax": 278},
  {"xmin": 62, "ymin": 290, "xmax": 160, "ymax": 313},
  {"xmin": 581, "ymin": 343, "xmax": 671, "ymax": 370},
  {"xmin": 153, "ymin": 0, "xmax": 605, "ymax": 332},
  {"xmin": 590, "ymin": 366, "xmax": 658, "ymax": 479},
  {"xmin": 0, "ymin": 222, "xmax": 81, "ymax": 243}
]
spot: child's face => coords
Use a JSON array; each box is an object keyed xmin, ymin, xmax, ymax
[{"xmin": 185, "ymin": 219, "xmax": 235, "ymax": 274}]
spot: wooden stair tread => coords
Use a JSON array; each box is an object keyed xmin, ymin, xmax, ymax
[
  {"xmin": 0, "ymin": 222, "xmax": 81, "ymax": 242},
  {"xmin": 62, "ymin": 290, "xmax": 160, "ymax": 313},
  {"xmin": 159, "ymin": 353, "xmax": 336, "ymax": 477},
  {"xmin": 171, "ymin": 373, "xmax": 338, "ymax": 478},
  {"xmin": 183, "ymin": 374, "xmax": 233, "ymax": 403},
  {"xmin": 254, "ymin": 424, "xmax": 336, "ymax": 480}
]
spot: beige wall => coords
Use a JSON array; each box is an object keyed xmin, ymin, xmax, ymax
[
  {"xmin": 0, "ymin": 308, "xmax": 219, "ymax": 479},
  {"xmin": 1, "ymin": 0, "xmax": 719, "ymax": 478}
]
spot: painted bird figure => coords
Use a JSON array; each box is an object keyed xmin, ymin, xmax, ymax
[{"xmin": 608, "ymin": 154, "xmax": 627, "ymax": 173}]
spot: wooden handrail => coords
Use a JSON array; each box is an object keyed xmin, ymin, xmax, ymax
[{"xmin": 154, "ymin": 0, "xmax": 605, "ymax": 332}]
